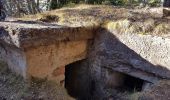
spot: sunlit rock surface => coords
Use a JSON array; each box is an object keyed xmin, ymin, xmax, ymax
[
  {"xmin": 0, "ymin": 21, "xmax": 95, "ymax": 85},
  {"xmin": 1, "ymin": 6, "xmax": 170, "ymax": 99}
]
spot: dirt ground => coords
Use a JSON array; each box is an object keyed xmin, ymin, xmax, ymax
[{"xmin": 0, "ymin": 62, "xmax": 74, "ymax": 100}]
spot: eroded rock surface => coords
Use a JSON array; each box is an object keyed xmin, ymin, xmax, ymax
[
  {"xmin": 86, "ymin": 27, "xmax": 170, "ymax": 99},
  {"xmin": 0, "ymin": 21, "xmax": 95, "ymax": 48},
  {"xmin": 0, "ymin": 21, "xmax": 96, "ymax": 84},
  {"xmin": 1, "ymin": 6, "xmax": 170, "ymax": 100}
]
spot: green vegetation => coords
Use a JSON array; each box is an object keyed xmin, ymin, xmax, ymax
[{"xmin": 49, "ymin": 0, "xmax": 162, "ymax": 9}]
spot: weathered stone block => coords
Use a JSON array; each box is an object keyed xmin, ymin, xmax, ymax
[
  {"xmin": 94, "ymin": 28, "xmax": 170, "ymax": 84},
  {"xmin": 0, "ymin": 21, "xmax": 95, "ymax": 84},
  {"xmin": 26, "ymin": 40, "xmax": 88, "ymax": 84}
]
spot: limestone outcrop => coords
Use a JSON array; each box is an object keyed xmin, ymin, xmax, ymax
[
  {"xmin": 0, "ymin": 21, "xmax": 96, "ymax": 84},
  {"xmin": 86, "ymin": 26, "xmax": 170, "ymax": 99},
  {"xmin": 1, "ymin": 6, "xmax": 170, "ymax": 99}
]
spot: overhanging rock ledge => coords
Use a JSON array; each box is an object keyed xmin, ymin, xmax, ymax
[{"xmin": 0, "ymin": 21, "xmax": 96, "ymax": 84}]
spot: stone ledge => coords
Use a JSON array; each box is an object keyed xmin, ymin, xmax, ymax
[
  {"xmin": 0, "ymin": 21, "xmax": 94, "ymax": 84},
  {"xmin": 101, "ymin": 28, "xmax": 170, "ymax": 80},
  {"xmin": 0, "ymin": 21, "xmax": 96, "ymax": 49}
]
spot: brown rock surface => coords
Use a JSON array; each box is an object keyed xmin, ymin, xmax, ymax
[
  {"xmin": 1, "ymin": 6, "xmax": 170, "ymax": 99},
  {"xmin": 0, "ymin": 21, "xmax": 96, "ymax": 49},
  {"xmin": 0, "ymin": 21, "xmax": 95, "ymax": 83}
]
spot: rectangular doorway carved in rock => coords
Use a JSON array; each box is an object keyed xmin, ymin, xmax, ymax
[{"xmin": 65, "ymin": 59, "xmax": 91, "ymax": 100}]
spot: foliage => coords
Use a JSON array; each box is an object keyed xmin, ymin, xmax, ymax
[
  {"xmin": 49, "ymin": 0, "xmax": 162, "ymax": 9},
  {"xmin": 3, "ymin": 0, "xmax": 163, "ymax": 17},
  {"xmin": 148, "ymin": 0, "xmax": 162, "ymax": 6}
]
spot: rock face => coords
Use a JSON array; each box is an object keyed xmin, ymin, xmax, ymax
[
  {"xmin": 139, "ymin": 80, "xmax": 170, "ymax": 100},
  {"xmin": 26, "ymin": 40, "xmax": 88, "ymax": 83},
  {"xmin": 163, "ymin": 8, "xmax": 170, "ymax": 17},
  {"xmin": 0, "ymin": 21, "xmax": 95, "ymax": 84},
  {"xmin": 85, "ymin": 27, "xmax": 170, "ymax": 99},
  {"xmin": 1, "ymin": 19, "xmax": 170, "ymax": 99}
]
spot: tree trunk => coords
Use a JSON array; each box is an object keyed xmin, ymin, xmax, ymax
[
  {"xmin": 26, "ymin": 0, "xmax": 33, "ymax": 14},
  {"xmin": 13, "ymin": 0, "xmax": 21, "ymax": 17},
  {"xmin": 31, "ymin": 0, "xmax": 39, "ymax": 14},
  {"xmin": 36, "ymin": 0, "xmax": 41, "ymax": 12}
]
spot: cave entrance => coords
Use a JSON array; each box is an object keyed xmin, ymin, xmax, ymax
[
  {"xmin": 64, "ymin": 60, "xmax": 147, "ymax": 99},
  {"xmin": 65, "ymin": 59, "xmax": 90, "ymax": 99},
  {"xmin": 106, "ymin": 69, "xmax": 145, "ymax": 93},
  {"xmin": 121, "ymin": 73, "xmax": 144, "ymax": 92}
]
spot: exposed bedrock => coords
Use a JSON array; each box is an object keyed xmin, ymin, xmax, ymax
[
  {"xmin": 103, "ymin": 28, "xmax": 170, "ymax": 80},
  {"xmin": 0, "ymin": 21, "xmax": 96, "ymax": 85},
  {"xmin": 0, "ymin": 21, "xmax": 170, "ymax": 99},
  {"xmin": 87, "ymin": 28, "xmax": 170, "ymax": 99}
]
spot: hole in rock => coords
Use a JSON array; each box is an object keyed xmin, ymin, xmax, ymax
[
  {"xmin": 65, "ymin": 59, "xmax": 91, "ymax": 99},
  {"xmin": 105, "ymin": 69, "xmax": 144, "ymax": 93},
  {"xmin": 120, "ymin": 74, "xmax": 144, "ymax": 92}
]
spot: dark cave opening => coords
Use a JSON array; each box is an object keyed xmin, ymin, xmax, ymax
[
  {"xmin": 65, "ymin": 60, "xmax": 145, "ymax": 99},
  {"xmin": 65, "ymin": 59, "xmax": 91, "ymax": 99},
  {"xmin": 121, "ymin": 74, "xmax": 144, "ymax": 92}
]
